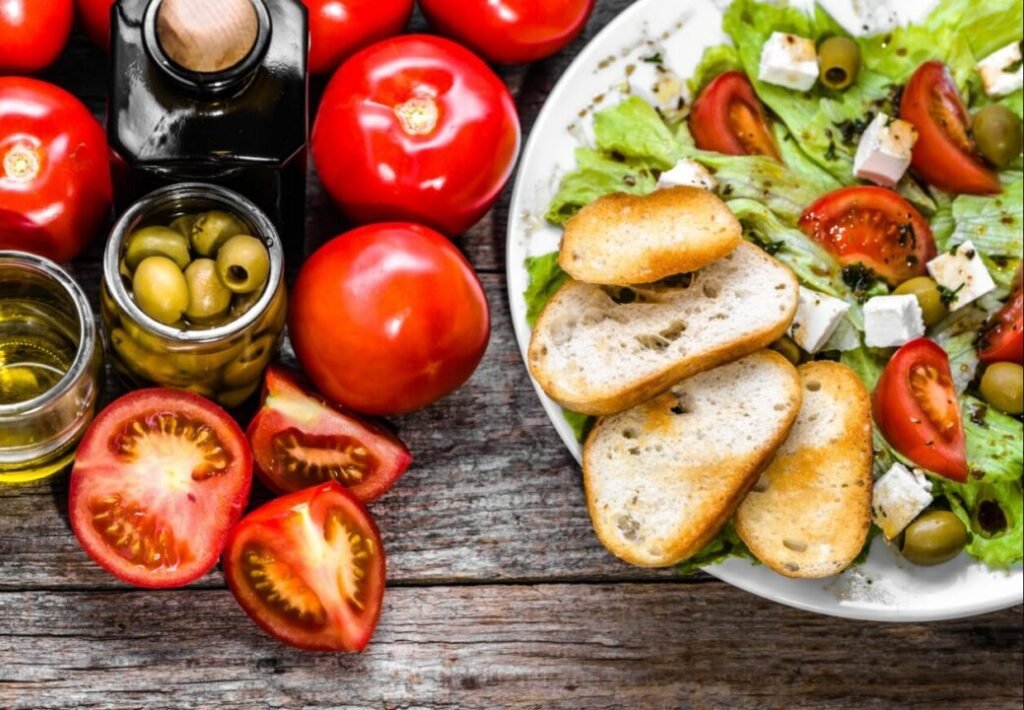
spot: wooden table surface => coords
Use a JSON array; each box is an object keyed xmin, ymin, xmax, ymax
[{"xmin": 2, "ymin": 2, "xmax": 1022, "ymax": 708}]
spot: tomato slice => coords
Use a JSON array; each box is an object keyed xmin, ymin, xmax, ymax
[
  {"xmin": 799, "ymin": 186, "xmax": 936, "ymax": 286},
  {"xmin": 247, "ymin": 366, "xmax": 412, "ymax": 500},
  {"xmin": 689, "ymin": 72, "xmax": 780, "ymax": 159},
  {"xmin": 900, "ymin": 61, "xmax": 1001, "ymax": 195},
  {"xmin": 223, "ymin": 482, "xmax": 386, "ymax": 652},
  {"xmin": 978, "ymin": 279, "xmax": 1024, "ymax": 364},
  {"xmin": 872, "ymin": 339, "xmax": 968, "ymax": 482},
  {"xmin": 69, "ymin": 389, "xmax": 252, "ymax": 588}
]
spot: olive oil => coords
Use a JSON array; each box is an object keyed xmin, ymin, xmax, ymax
[{"xmin": 0, "ymin": 300, "xmax": 77, "ymax": 406}]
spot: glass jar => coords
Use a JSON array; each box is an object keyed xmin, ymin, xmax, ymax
[
  {"xmin": 101, "ymin": 183, "xmax": 286, "ymax": 409},
  {"xmin": 0, "ymin": 252, "xmax": 104, "ymax": 483}
]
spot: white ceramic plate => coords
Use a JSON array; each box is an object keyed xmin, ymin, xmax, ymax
[{"xmin": 506, "ymin": 0, "xmax": 1023, "ymax": 621}]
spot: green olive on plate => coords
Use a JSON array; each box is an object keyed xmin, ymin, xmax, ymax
[
  {"xmin": 818, "ymin": 36, "xmax": 860, "ymax": 90},
  {"xmin": 894, "ymin": 276, "xmax": 948, "ymax": 327},
  {"xmin": 770, "ymin": 336, "xmax": 802, "ymax": 365},
  {"xmin": 216, "ymin": 235, "xmax": 270, "ymax": 294},
  {"xmin": 133, "ymin": 256, "xmax": 190, "ymax": 325},
  {"xmin": 980, "ymin": 362, "xmax": 1024, "ymax": 415},
  {"xmin": 973, "ymin": 105, "xmax": 1023, "ymax": 169},
  {"xmin": 184, "ymin": 258, "xmax": 232, "ymax": 323},
  {"xmin": 190, "ymin": 210, "xmax": 246, "ymax": 256},
  {"xmin": 900, "ymin": 510, "xmax": 969, "ymax": 566},
  {"xmin": 124, "ymin": 226, "xmax": 191, "ymax": 270}
]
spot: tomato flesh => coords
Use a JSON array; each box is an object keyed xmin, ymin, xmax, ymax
[
  {"xmin": 247, "ymin": 366, "xmax": 413, "ymax": 500},
  {"xmin": 223, "ymin": 482, "xmax": 386, "ymax": 652},
  {"xmin": 799, "ymin": 186, "xmax": 936, "ymax": 286},
  {"xmin": 872, "ymin": 339, "xmax": 968, "ymax": 482},
  {"xmin": 978, "ymin": 281, "xmax": 1024, "ymax": 365},
  {"xmin": 689, "ymin": 72, "xmax": 780, "ymax": 159},
  {"xmin": 70, "ymin": 390, "xmax": 252, "ymax": 588}
]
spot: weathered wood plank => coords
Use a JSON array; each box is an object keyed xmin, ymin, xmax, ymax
[{"xmin": 0, "ymin": 584, "xmax": 1020, "ymax": 709}]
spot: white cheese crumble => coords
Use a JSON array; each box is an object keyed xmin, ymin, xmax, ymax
[
  {"xmin": 789, "ymin": 286, "xmax": 851, "ymax": 354},
  {"xmin": 864, "ymin": 294, "xmax": 926, "ymax": 348},
  {"xmin": 977, "ymin": 41, "xmax": 1024, "ymax": 99},
  {"xmin": 926, "ymin": 240, "xmax": 996, "ymax": 311},
  {"xmin": 656, "ymin": 159, "xmax": 717, "ymax": 191},
  {"xmin": 873, "ymin": 463, "xmax": 933, "ymax": 540},
  {"xmin": 853, "ymin": 113, "xmax": 918, "ymax": 187},
  {"xmin": 758, "ymin": 32, "xmax": 819, "ymax": 91}
]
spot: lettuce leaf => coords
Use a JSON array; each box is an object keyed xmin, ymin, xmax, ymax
[
  {"xmin": 961, "ymin": 395, "xmax": 1024, "ymax": 483},
  {"xmin": 925, "ymin": 0, "xmax": 1024, "ymax": 60},
  {"xmin": 947, "ymin": 178, "xmax": 1024, "ymax": 294},
  {"xmin": 524, "ymin": 252, "xmax": 569, "ymax": 327},
  {"xmin": 546, "ymin": 148, "xmax": 657, "ymax": 225},
  {"xmin": 676, "ymin": 522, "xmax": 754, "ymax": 575},
  {"xmin": 942, "ymin": 479, "xmax": 1024, "ymax": 568},
  {"xmin": 687, "ymin": 44, "xmax": 742, "ymax": 97},
  {"xmin": 563, "ymin": 410, "xmax": 595, "ymax": 443},
  {"xmin": 593, "ymin": 96, "xmax": 685, "ymax": 170}
]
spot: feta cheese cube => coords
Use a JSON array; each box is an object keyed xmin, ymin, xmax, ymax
[
  {"xmin": 926, "ymin": 240, "xmax": 996, "ymax": 311},
  {"xmin": 864, "ymin": 294, "xmax": 925, "ymax": 348},
  {"xmin": 758, "ymin": 32, "xmax": 819, "ymax": 91},
  {"xmin": 657, "ymin": 159, "xmax": 717, "ymax": 191},
  {"xmin": 627, "ymin": 59, "xmax": 683, "ymax": 111},
  {"xmin": 853, "ymin": 113, "xmax": 918, "ymax": 187},
  {"xmin": 789, "ymin": 286, "xmax": 851, "ymax": 354},
  {"xmin": 977, "ymin": 41, "xmax": 1024, "ymax": 98},
  {"xmin": 873, "ymin": 463, "xmax": 933, "ymax": 540}
]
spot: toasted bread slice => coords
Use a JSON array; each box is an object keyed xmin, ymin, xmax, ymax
[
  {"xmin": 734, "ymin": 361, "xmax": 873, "ymax": 579},
  {"xmin": 583, "ymin": 351, "xmax": 802, "ymax": 568},
  {"xmin": 528, "ymin": 242, "xmax": 799, "ymax": 415},
  {"xmin": 558, "ymin": 187, "xmax": 742, "ymax": 285}
]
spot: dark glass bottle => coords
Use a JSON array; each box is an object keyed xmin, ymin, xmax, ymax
[{"xmin": 109, "ymin": 0, "xmax": 308, "ymax": 246}]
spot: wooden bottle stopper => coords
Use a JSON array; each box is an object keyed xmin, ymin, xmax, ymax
[{"xmin": 157, "ymin": 0, "xmax": 259, "ymax": 73}]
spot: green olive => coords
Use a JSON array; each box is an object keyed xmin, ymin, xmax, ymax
[
  {"xmin": 221, "ymin": 334, "xmax": 277, "ymax": 388},
  {"xmin": 132, "ymin": 256, "xmax": 190, "ymax": 325},
  {"xmin": 894, "ymin": 276, "xmax": 948, "ymax": 327},
  {"xmin": 184, "ymin": 258, "xmax": 232, "ymax": 324},
  {"xmin": 171, "ymin": 339, "xmax": 247, "ymax": 377},
  {"xmin": 216, "ymin": 235, "xmax": 270, "ymax": 295},
  {"xmin": 218, "ymin": 381, "xmax": 262, "ymax": 409},
  {"xmin": 110, "ymin": 328, "xmax": 191, "ymax": 386},
  {"xmin": 973, "ymin": 105, "xmax": 1023, "ymax": 168},
  {"xmin": 899, "ymin": 510, "xmax": 969, "ymax": 565},
  {"xmin": 979, "ymin": 362, "xmax": 1024, "ymax": 415},
  {"xmin": 770, "ymin": 336, "xmax": 802, "ymax": 365},
  {"xmin": 255, "ymin": 285, "xmax": 287, "ymax": 336},
  {"xmin": 169, "ymin": 214, "xmax": 198, "ymax": 238},
  {"xmin": 818, "ymin": 36, "xmax": 860, "ymax": 90},
  {"xmin": 183, "ymin": 382, "xmax": 218, "ymax": 399},
  {"xmin": 190, "ymin": 210, "xmax": 246, "ymax": 256},
  {"xmin": 229, "ymin": 289, "xmax": 262, "ymax": 319},
  {"xmin": 124, "ymin": 226, "xmax": 191, "ymax": 270}
]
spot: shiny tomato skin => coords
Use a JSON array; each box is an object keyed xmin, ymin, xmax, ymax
[
  {"xmin": 900, "ymin": 61, "xmax": 1000, "ymax": 195},
  {"xmin": 418, "ymin": 0, "xmax": 595, "ymax": 65},
  {"xmin": 872, "ymin": 339, "xmax": 968, "ymax": 482},
  {"xmin": 289, "ymin": 223, "xmax": 490, "ymax": 415},
  {"xmin": 311, "ymin": 35, "xmax": 520, "ymax": 236},
  {"xmin": 0, "ymin": 77, "xmax": 112, "ymax": 263},
  {"xmin": 303, "ymin": 0, "xmax": 414, "ymax": 75},
  {"xmin": 0, "ymin": 0, "xmax": 73, "ymax": 73},
  {"xmin": 978, "ymin": 281, "xmax": 1024, "ymax": 364},
  {"xmin": 74, "ymin": 0, "xmax": 115, "ymax": 50},
  {"xmin": 799, "ymin": 186, "xmax": 936, "ymax": 286},
  {"xmin": 689, "ymin": 72, "xmax": 780, "ymax": 159},
  {"xmin": 247, "ymin": 366, "xmax": 413, "ymax": 500},
  {"xmin": 69, "ymin": 389, "xmax": 253, "ymax": 588},
  {"xmin": 223, "ymin": 482, "xmax": 386, "ymax": 652}
]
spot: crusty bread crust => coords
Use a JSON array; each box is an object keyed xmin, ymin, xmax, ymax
[{"xmin": 559, "ymin": 187, "xmax": 742, "ymax": 285}]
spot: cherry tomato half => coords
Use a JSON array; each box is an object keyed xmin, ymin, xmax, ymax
[
  {"xmin": 69, "ymin": 389, "xmax": 253, "ymax": 588},
  {"xmin": 0, "ymin": 77, "xmax": 113, "ymax": 263},
  {"xmin": 978, "ymin": 278, "xmax": 1023, "ymax": 365},
  {"xmin": 689, "ymin": 72, "xmax": 780, "ymax": 160},
  {"xmin": 223, "ymin": 482, "xmax": 386, "ymax": 652},
  {"xmin": 74, "ymin": 0, "xmax": 115, "ymax": 50},
  {"xmin": 311, "ymin": 35, "xmax": 520, "ymax": 236},
  {"xmin": 418, "ymin": 0, "xmax": 595, "ymax": 65},
  {"xmin": 799, "ymin": 186, "xmax": 936, "ymax": 286},
  {"xmin": 303, "ymin": 0, "xmax": 413, "ymax": 75},
  {"xmin": 873, "ymin": 339, "xmax": 968, "ymax": 482},
  {"xmin": 900, "ymin": 61, "xmax": 1001, "ymax": 195},
  {"xmin": 289, "ymin": 223, "xmax": 490, "ymax": 416},
  {"xmin": 247, "ymin": 366, "xmax": 413, "ymax": 500},
  {"xmin": 0, "ymin": 0, "xmax": 74, "ymax": 74}
]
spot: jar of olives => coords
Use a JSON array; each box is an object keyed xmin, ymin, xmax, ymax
[{"xmin": 101, "ymin": 184, "xmax": 286, "ymax": 408}]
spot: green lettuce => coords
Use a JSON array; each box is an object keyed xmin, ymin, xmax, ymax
[
  {"xmin": 594, "ymin": 96, "xmax": 684, "ymax": 170},
  {"xmin": 676, "ymin": 522, "xmax": 754, "ymax": 575},
  {"xmin": 563, "ymin": 410, "xmax": 595, "ymax": 443},
  {"xmin": 546, "ymin": 148, "xmax": 656, "ymax": 225},
  {"xmin": 942, "ymin": 479, "xmax": 1024, "ymax": 568},
  {"xmin": 687, "ymin": 44, "xmax": 742, "ymax": 97},
  {"xmin": 925, "ymin": 0, "xmax": 1023, "ymax": 60},
  {"xmin": 946, "ymin": 178, "xmax": 1024, "ymax": 294},
  {"xmin": 931, "ymin": 305, "xmax": 990, "ymax": 392},
  {"xmin": 961, "ymin": 395, "xmax": 1024, "ymax": 482},
  {"xmin": 524, "ymin": 253, "xmax": 569, "ymax": 327}
]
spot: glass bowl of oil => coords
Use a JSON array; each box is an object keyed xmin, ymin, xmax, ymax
[{"xmin": 0, "ymin": 252, "xmax": 103, "ymax": 483}]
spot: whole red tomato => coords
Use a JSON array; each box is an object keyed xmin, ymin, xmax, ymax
[
  {"xmin": 312, "ymin": 35, "xmax": 520, "ymax": 236},
  {"xmin": 418, "ymin": 0, "xmax": 594, "ymax": 64},
  {"xmin": 289, "ymin": 223, "xmax": 490, "ymax": 416},
  {"xmin": 0, "ymin": 0, "xmax": 74, "ymax": 73},
  {"xmin": 0, "ymin": 78, "xmax": 112, "ymax": 263},
  {"xmin": 74, "ymin": 0, "xmax": 115, "ymax": 50},
  {"xmin": 303, "ymin": 0, "xmax": 414, "ymax": 75}
]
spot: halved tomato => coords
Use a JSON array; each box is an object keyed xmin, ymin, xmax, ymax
[
  {"xmin": 799, "ymin": 186, "xmax": 936, "ymax": 286},
  {"xmin": 689, "ymin": 72, "xmax": 780, "ymax": 159},
  {"xmin": 900, "ymin": 61, "xmax": 1001, "ymax": 195},
  {"xmin": 978, "ymin": 278, "xmax": 1023, "ymax": 364},
  {"xmin": 873, "ymin": 339, "xmax": 968, "ymax": 482},
  {"xmin": 223, "ymin": 482, "xmax": 386, "ymax": 652},
  {"xmin": 69, "ymin": 389, "xmax": 252, "ymax": 588},
  {"xmin": 247, "ymin": 366, "xmax": 412, "ymax": 500}
]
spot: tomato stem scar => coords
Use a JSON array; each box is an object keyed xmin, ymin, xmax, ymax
[
  {"xmin": 2, "ymin": 145, "xmax": 41, "ymax": 182},
  {"xmin": 394, "ymin": 97, "xmax": 439, "ymax": 136}
]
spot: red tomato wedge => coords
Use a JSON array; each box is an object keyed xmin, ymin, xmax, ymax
[
  {"xmin": 247, "ymin": 366, "xmax": 413, "ymax": 500},
  {"xmin": 69, "ymin": 390, "xmax": 252, "ymax": 588},
  {"xmin": 799, "ymin": 186, "xmax": 936, "ymax": 286},
  {"xmin": 900, "ymin": 61, "xmax": 1001, "ymax": 195},
  {"xmin": 223, "ymin": 482, "xmax": 386, "ymax": 652},
  {"xmin": 978, "ymin": 279, "xmax": 1024, "ymax": 364},
  {"xmin": 689, "ymin": 72, "xmax": 780, "ymax": 159},
  {"xmin": 873, "ymin": 339, "xmax": 968, "ymax": 482}
]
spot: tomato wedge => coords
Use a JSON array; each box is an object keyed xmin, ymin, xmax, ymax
[
  {"xmin": 978, "ymin": 278, "xmax": 1024, "ymax": 364},
  {"xmin": 900, "ymin": 61, "xmax": 1001, "ymax": 195},
  {"xmin": 799, "ymin": 186, "xmax": 936, "ymax": 286},
  {"xmin": 223, "ymin": 482, "xmax": 386, "ymax": 652},
  {"xmin": 247, "ymin": 366, "xmax": 412, "ymax": 500},
  {"xmin": 873, "ymin": 339, "xmax": 968, "ymax": 482},
  {"xmin": 689, "ymin": 72, "xmax": 780, "ymax": 159},
  {"xmin": 69, "ymin": 390, "xmax": 252, "ymax": 588}
]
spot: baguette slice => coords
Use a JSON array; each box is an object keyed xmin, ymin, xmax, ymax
[
  {"xmin": 583, "ymin": 351, "xmax": 802, "ymax": 568},
  {"xmin": 559, "ymin": 187, "xmax": 742, "ymax": 285},
  {"xmin": 735, "ymin": 361, "xmax": 873, "ymax": 579},
  {"xmin": 529, "ymin": 241, "xmax": 799, "ymax": 415}
]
